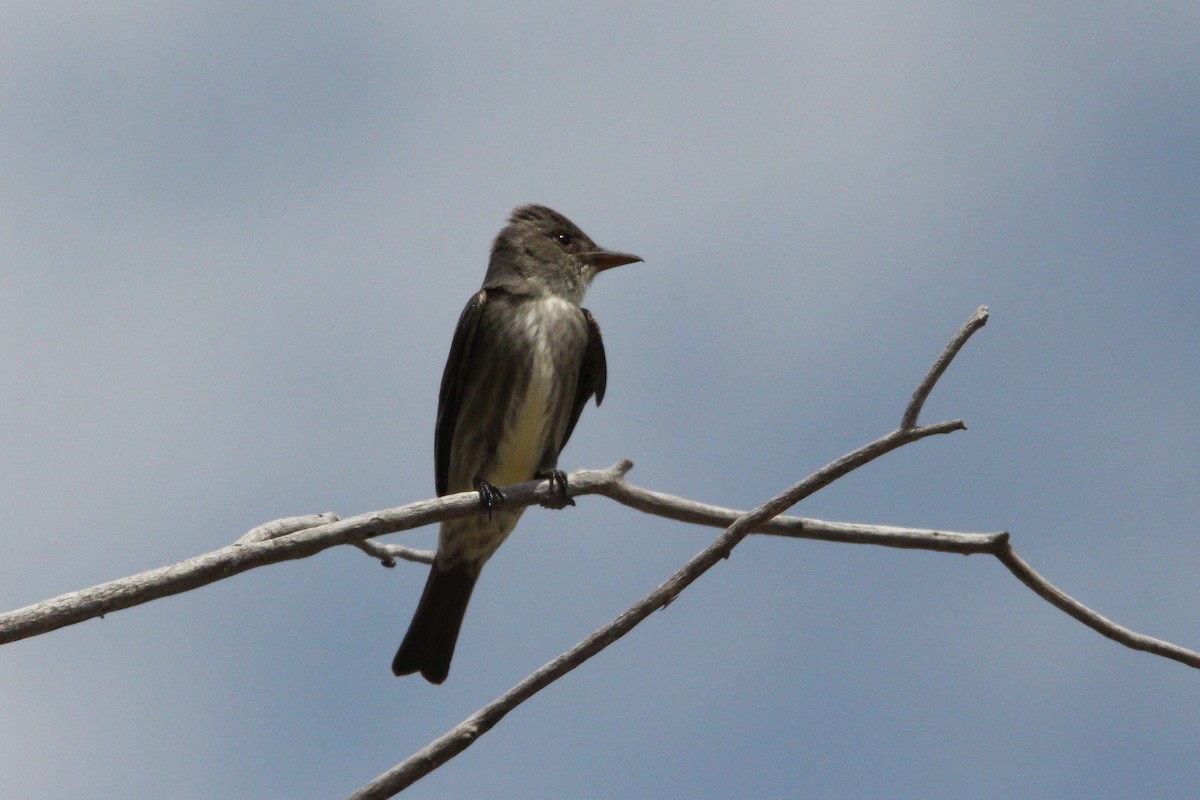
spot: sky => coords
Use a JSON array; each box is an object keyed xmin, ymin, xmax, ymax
[{"xmin": 1, "ymin": 3, "xmax": 1198, "ymax": 798}]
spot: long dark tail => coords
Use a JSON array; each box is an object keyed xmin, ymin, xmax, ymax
[{"xmin": 392, "ymin": 563, "xmax": 478, "ymax": 684}]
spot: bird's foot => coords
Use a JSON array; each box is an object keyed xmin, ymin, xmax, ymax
[
  {"xmin": 473, "ymin": 475, "xmax": 505, "ymax": 520},
  {"xmin": 537, "ymin": 469, "xmax": 575, "ymax": 509}
]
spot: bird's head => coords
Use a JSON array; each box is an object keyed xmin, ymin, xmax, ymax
[{"xmin": 486, "ymin": 204, "xmax": 641, "ymax": 304}]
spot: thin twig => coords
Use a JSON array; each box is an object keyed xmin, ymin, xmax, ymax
[
  {"xmin": 351, "ymin": 540, "xmax": 436, "ymax": 568},
  {"xmin": 996, "ymin": 542, "xmax": 1200, "ymax": 667},
  {"xmin": 902, "ymin": 305, "xmax": 989, "ymax": 429},
  {"xmin": 598, "ymin": 480, "xmax": 1003, "ymax": 553}
]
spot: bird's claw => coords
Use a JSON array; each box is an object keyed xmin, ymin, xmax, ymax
[
  {"xmin": 538, "ymin": 470, "xmax": 575, "ymax": 509},
  {"xmin": 473, "ymin": 475, "xmax": 505, "ymax": 520}
]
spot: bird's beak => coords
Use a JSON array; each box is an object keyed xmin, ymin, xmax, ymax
[{"xmin": 584, "ymin": 249, "xmax": 643, "ymax": 271}]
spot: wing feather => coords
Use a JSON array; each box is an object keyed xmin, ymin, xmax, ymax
[
  {"xmin": 434, "ymin": 290, "xmax": 488, "ymax": 497},
  {"xmin": 559, "ymin": 308, "xmax": 606, "ymax": 453}
]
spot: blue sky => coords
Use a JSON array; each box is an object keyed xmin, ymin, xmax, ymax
[{"xmin": 2, "ymin": 3, "xmax": 1198, "ymax": 798}]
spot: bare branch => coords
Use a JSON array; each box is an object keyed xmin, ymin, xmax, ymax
[
  {"xmin": 348, "ymin": 419, "xmax": 965, "ymax": 799},
  {"xmin": 995, "ymin": 543, "xmax": 1200, "ymax": 668},
  {"xmin": 600, "ymin": 479, "xmax": 1004, "ymax": 553},
  {"xmin": 5, "ymin": 302, "xmax": 1195, "ymax": 800},
  {"xmin": 0, "ymin": 463, "xmax": 631, "ymax": 646},
  {"xmin": 0, "ymin": 454, "xmax": 1008, "ymax": 648},
  {"xmin": 6, "ymin": 469, "xmax": 1195, "ymax": 680},
  {"xmin": 902, "ymin": 305, "xmax": 989, "ymax": 429},
  {"xmin": 346, "ymin": 302, "xmax": 1199, "ymax": 797}
]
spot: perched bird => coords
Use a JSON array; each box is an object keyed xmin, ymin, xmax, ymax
[{"xmin": 392, "ymin": 204, "xmax": 641, "ymax": 683}]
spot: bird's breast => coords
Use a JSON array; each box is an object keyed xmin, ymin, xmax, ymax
[{"xmin": 488, "ymin": 296, "xmax": 581, "ymax": 486}]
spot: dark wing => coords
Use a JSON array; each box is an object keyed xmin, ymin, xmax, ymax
[
  {"xmin": 435, "ymin": 290, "xmax": 488, "ymax": 497},
  {"xmin": 559, "ymin": 308, "xmax": 607, "ymax": 453}
]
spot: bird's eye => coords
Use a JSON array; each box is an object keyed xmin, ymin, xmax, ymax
[{"xmin": 553, "ymin": 232, "xmax": 573, "ymax": 247}]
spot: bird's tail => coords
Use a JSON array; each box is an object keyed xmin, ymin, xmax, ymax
[{"xmin": 391, "ymin": 562, "xmax": 478, "ymax": 684}]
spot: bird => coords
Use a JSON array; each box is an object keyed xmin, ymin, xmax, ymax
[{"xmin": 392, "ymin": 204, "xmax": 641, "ymax": 683}]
